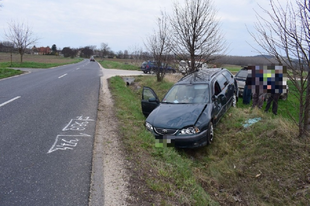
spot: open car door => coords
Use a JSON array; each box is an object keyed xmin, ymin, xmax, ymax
[{"xmin": 141, "ymin": 86, "xmax": 160, "ymax": 117}]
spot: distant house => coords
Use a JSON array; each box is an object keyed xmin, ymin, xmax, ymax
[{"xmin": 32, "ymin": 46, "xmax": 51, "ymax": 55}]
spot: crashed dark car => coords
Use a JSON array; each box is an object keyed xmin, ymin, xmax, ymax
[{"xmin": 141, "ymin": 68, "xmax": 238, "ymax": 148}]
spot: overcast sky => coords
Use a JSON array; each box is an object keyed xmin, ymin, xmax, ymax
[{"xmin": 0, "ymin": 0, "xmax": 286, "ymax": 56}]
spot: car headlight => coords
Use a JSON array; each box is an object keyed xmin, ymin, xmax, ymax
[
  {"xmin": 180, "ymin": 126, "xmax": 200, "ymax": 135},
  {"xmin": 145, "ymin": 122, "xmax": 153, "ymax": 131}
]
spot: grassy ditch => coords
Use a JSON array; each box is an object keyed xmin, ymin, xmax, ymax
[{"xmin": 109, "ymin": 74, "xmax": 310, "ymax": 205}]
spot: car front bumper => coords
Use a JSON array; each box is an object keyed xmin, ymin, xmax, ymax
[{"xmin": 154, "ymin": 130, "xmax": 208, "ymax": 148}]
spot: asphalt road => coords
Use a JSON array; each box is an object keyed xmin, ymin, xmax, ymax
[{"xmin": 0, "ymin": 59, "xmax": 101, "ymax": 206}]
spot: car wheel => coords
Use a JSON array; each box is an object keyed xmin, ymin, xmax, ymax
[
  {"xmin": 207, "ymin": 122, "xmax": 214, "ymax": 145},
  {"xmin": 143, "ymin": 71, "xmax": 147, "ymax": 74}
]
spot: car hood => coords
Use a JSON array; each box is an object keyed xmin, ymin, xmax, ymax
[{"xmin": 146, "ymin": 103, "xmax": 207, "ymax": 129}]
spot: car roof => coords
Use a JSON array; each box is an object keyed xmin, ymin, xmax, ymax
[{"xmin": 178, "ymin": 68, "xmax": 228, "ymax": 84}]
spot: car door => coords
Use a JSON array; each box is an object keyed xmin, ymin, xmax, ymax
[
  {"xmin": 141, "ymin": 86, "xmax": 160, "ymax": 117},
  {"xmin": 222, "ymin": 71, "xmax": 235, "ymax": 107},
  {"xmin": 213, "ymin": 73, "xmax": 231, "ymax": 122},
  {"xmin": 211, "ymin": 81, "xmax": 223, "ymax": 125}
]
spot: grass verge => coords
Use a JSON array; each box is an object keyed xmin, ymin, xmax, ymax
[
  {"xmin": 109, "ymin": 74, "xmax": 310, "ymax": 205},
  {"xmin": 0, "ymin": 68, "xmax": 23, "ymax": 79}
]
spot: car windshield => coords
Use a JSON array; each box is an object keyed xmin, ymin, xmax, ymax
[
  {"xmin": 162, "ymin": 84, "xmax": 209, "ymax": 104},
  {"xmin": 236, "ymin": 70, "xmax": 248, "ymax": 79}
]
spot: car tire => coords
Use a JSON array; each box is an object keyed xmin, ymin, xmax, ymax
[{"xmin": 206, "ymin": 122, "xmax": 214, "ymax": 145}]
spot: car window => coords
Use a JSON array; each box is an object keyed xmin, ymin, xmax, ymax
[
  {"xmin": 214, "ymin": 81, "xmax": 221, "ymax": 95},
  {"xmin": 162, "ymin": 84, "xmax": 209, "ymax": 104},
  {"xmin": 143, "ymin": 87, "xmax": 156, "ymax": 100},
  {"xmin": 236, "ymin": 70, "xmax": 248, "ymax": 79},
  {"xmin": 217, "ymin": 74, "xmax": 228, "ymax": 90},
  {"xmin": 222, "ymin": 70, "xmax": 233, "ymax": 80}
]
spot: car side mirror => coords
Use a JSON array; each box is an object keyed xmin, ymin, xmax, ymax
[{"xmin": 212, "ymin": 95, "xmax": 217, "ymax": 102}]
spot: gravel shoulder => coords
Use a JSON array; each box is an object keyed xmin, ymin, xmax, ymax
[{"xmin": 89, "ymin": 64, "xmax": 143, "ymax": 206}]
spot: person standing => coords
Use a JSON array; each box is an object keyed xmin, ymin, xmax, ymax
[
  {"xmin": 264, "ymin": 66, "xmax": 283, "ymax": 115},
  {"xmin": 252, "ymin": 66, "xmax": 264, "ymax": 109},
  {"xmin": 265, "ymin": 93, "xmax": 280, "ymax": 115},
  {"xmin": 243, "ymin": 67, "xmax": 252, "ymax": 104}
]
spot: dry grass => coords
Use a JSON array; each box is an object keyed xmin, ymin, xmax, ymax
[
  {"xmin": 0, "ymin": 52, "xmax": 79, "ymax": 64},
  {"xmin": 164, "ymin": 73, "xmax": 183, "ymax": 83},
  {"xmin": 98, "ymin": 57, "xmax": 143, "ymax": 67}
]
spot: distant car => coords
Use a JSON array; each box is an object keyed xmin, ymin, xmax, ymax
[
  {"xmin": 141, "ymin": 61, "xmax": 176, "ymax": 74},
  {"xmin": 90, "ymin": 56, "xmax": 95, "ymax": 62},
  {"xmin": 234, "ymin": 67, "xmax": 288, "ymax": 100},
  {"xmin": 141, "ymin": 61, "xmax": 154, "ymax": 73},
  {"xmin": 141, "ymin": 68, "xmax": 238, "ymax": 148},
  {"xmin": 234, "ymin": 67, "xmax": 248, "ymax": 96},
  {"xmin": 141, "ymin": 61, "xmax": 147, "ymax": 71}
]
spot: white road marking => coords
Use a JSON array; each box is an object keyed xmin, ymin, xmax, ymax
[
  {"xmin": 47, "ymin": 133, "xmax": 91, "ymax": 154},
  {"xmin": 58, "ymin": 73, "xmax": 67, "ymax": 79},
  {"xmin": 0, "ymin": 96, "xmax": 21, "ymax": 108}
]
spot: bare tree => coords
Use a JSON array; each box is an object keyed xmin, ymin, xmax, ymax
[
  {"xmin": 100, "ymin": 43, "xmax": 110, "ymax": 58},
  {"xmin": 62, "ymin": 47, "xmax": 77, "ymax": 58},
  {"xmin": 170, "ymin": 0, "xmax": 226, "ymax": 73},
  {"xmin": 117, "ymin": 50, "xmax": 124, "ymax": 59},
  {"xmin": 250, "ymin": 0, "xmax": 310, "ymax": 137},
  {"xmin": 80, "ymin": 46, "xmax": 94, "ymax": 58},
  {"xmin": 123, "ymin": 50, "xmax": 129, "ymax": 59},
  {"xmin": 5, "ymin": 21, "xmax": 38, "ymax": 63},
  {"xmin": 145, "ymin": 11, "xmax": 172, "ymax": 82}
]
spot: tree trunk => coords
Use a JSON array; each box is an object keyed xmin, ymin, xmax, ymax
[
  {"xmin": 19, "ymin": 48, "xmax": 24, "ymax": 63},
  {"xmin": 305, "ymin": 70, "xmax": 310, "ymax": 136}
]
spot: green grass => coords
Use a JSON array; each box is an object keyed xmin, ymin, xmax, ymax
[
  {"xmin": 0, "ymin": 68, "xmax": 23, "ymax": 79},
  {"xmin": 225, "ymin": 66, "xmax": 242, "ymax": 74},
  {"xmin": 98, "ymin": 60, "xmax": 139, "ymax": 70},
  {"xmin": 109, "ymin": 74, "xmax": 310, "ymax": 205}
]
